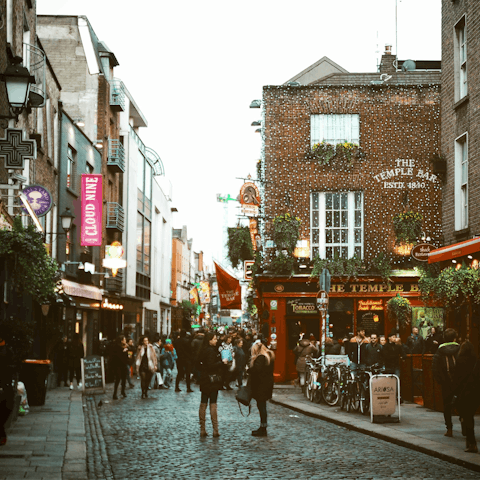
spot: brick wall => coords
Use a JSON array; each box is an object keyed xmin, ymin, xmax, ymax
[
  {"xmin": 262, "ymin": 81, "xmax": 442, "ymax": 265},
  {"xmin": 441, "ymin": 0, "xmax": 480, "ymax": 244}
]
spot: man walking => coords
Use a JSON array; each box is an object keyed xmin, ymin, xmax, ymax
[
  {"xmin": 174, "ymin": 330, "xmax": 194, "ymax": 393},
  {"xmin": 432, "ymin": 328, "xmax": 460, "ymax": 437}
]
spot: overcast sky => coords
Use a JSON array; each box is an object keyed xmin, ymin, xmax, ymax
[{"xmin": 38, "ymin": 0, "xmax": 441, "ymax": 271}]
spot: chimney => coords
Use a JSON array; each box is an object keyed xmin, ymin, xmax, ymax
[{"xmin": 379, "ymin": 44, "xmax": 397, "ymax": 74}]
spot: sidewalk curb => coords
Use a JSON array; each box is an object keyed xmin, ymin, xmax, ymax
[{"xmin": 270, "ymin": 396, "xmax": 480, "ymax": 473}]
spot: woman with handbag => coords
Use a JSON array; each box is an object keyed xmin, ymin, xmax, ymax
[
  {"xmin": 198, "ymin": 332, "xmax": 227, "ymax": 437},
  {"xmin": 249, "ymin": 340, "xmax": 275, "ymax": 437},
  {"xmin": 111, "ymin": 335, "xmax": 129, "ymax": 399},
  {"xmin": 136, "ymin": 336, "xmax": 157, "ymax": 399}
]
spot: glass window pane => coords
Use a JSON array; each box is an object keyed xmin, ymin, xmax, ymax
[
  {"xmin": 334, "ymin": 211, "xmax": 340, "ymax": 227},
  {"xmin": 341, "ymin": 229, "xmax": 348, "ymax": 243},
  {"xmin": 341, "ymin": 211, "xmax": 348, "ymax": 227},
  {"xmin": 137, "ymin": 154, "xmax": 145, "ymax": 192},
  {"xmin": 355, "ymin": 192, "xmax": 362, "ymax": 209},
  {"xmin": 145, "ymin": 163, "xmax": 152, "ymax": 200},
  {"xmin": 333, "ymin": 230, "xmax": 340, "ymax": 243},
  {"xmin": 326, "ymin": 230, "xmax": 332, "ymax": 244},
  {"xmin": 312, "ymin": 230, "xmax": 319, "ymax": 243},
  {"xmin": 312, "ymin": 192, "xmax": 319, "ymax": 209},
  {"xmin": 325, "ymin": 211, "xmax": 332, "ymax": 228},
  {"xmin": 312, "ymin": 247, "xmax": 319, "ymax": 259},
  {"xmin": 355, "ymin": 246, "xmax": 362, "ymax": 258},
  {"xmin": 341, "ymin": 247, "xmax": 348, "ymax": 258},
  {"xmin": 334, "ymin": 247, "xmax": 340, "ymax": 257},
  {"xmin": 326, "ymin": 193, "xmax": 332, "ymax": 209},
  {"xmin": 326, "ymin": 247, "xmax": 333, "ymax": 259},
  {"xmin": 341, "ymin": 193, "xmax": 347, "ymax": 210},
  {"xmin": 333, "ymin": 193, "xmax": 340, "ymax": 210},
  {"xmin": 355, "ymin": 211, "xmax": 362, "ymax": 227},
  {"xmin": 355, "ymin": 229, "xmax": 362, "ymax": 243},
  {"xmin": 313, "ymin": 211, "xmax": 319, "ymax": 228}
]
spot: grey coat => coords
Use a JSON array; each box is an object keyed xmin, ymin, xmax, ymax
[{"xmin": 293, "ymin": 339, "xmax": 318, "ymax": 373}]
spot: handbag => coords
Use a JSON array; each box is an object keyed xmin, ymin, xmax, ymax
[
  {"xmin": 235, "ymin": 379, "xmax": 252, "ymax": 417},
  {"xmin": 155, "ymin": 372, "xmax": 163, "ymax": 386}
]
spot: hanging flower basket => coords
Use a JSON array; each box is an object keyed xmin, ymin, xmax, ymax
[
  {"xmin": 227, "ymin": 226, "xmax": 254, "ymax": 269},
  {"xmin": 392, "ymin": 211, "xmax": 423, "ymax": 245},
  {"xmin": 271, "ymin": 213, "xmax": 301, "ymax": 254},
  {"xmin": 387, "ymin": 293, "xmax": 412, "ymax": 327}
]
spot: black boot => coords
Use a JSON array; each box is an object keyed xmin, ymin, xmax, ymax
[{"xmin": 252, "ymin": 426, "xmax": 267, "ymax": 437}]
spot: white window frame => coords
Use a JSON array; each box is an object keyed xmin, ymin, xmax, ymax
[
  {"xmin": 310, "ymin": 191, "xmax": 363, "ymax": 260},
  {"xmin": 454, "ymin": 16, "xmax": 467, "ymax": 101},
  {"xmin": 454, "ymin": 134, "xmax": 468, "ymax": 231},
  {"xmin": 67, "ymin": 146, "xmax": 75, "ymax": 190},
  {"xmin": 310, "ymin": 114, "xmax": 360, "ymax": 147}
]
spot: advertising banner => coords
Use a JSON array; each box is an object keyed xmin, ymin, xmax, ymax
[
  {"xmin": 81, "ymin": 174, "xmax": 102, "ymax": 246},
  {"xmin": 198, "ymin": 281, "xmax": 211, "ymax": 304},
  {"xmin": 370, "ymin": 375, "xmax": 399, "ymax": 418},
  {"xmin": 214, "ymin": 261, "xmax": 241, "ymax": 309}
]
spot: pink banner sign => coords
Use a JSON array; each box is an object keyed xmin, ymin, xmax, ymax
[{"xmin": 81, "ymin": 174, "xmax": 103, "ymax": 246}]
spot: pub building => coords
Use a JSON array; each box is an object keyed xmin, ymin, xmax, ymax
[{"xmin": 253, "ymin": 50, "xmax": 444, "ymax": 384}]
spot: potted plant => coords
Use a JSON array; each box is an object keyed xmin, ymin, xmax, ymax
[
  {"xmin": 387, "ymin": 293, "xmax": 412, "ymax": 328},
  {"xmin": 227, "ymin": 226, "xmax": 254, "ymax": 269},
  {"xmin": 269, "ymin": 251, "xmax": 295, "ymax": 276},
  {"xmin": 310, "ymin": 141, "xmax": 361, "ymax": 165},
  {"xmin": 392, "ymin": 211, "xmax": 423, "ymax": 246}
]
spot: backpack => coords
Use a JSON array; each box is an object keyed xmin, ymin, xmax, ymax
[{"xmin": 445, "ymin": 354, "xmax": 456, "ymax": 383}]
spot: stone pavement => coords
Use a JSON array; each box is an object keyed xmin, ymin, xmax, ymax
[
  {"xmin": 271, "ymin": 385, "xmax": 480, "ymax": 473},
  {"xmin": 0, "ymin": 386, "xmax": 86, "ymax": 480}
]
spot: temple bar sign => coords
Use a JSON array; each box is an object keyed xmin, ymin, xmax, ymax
[
  {"xmin": 373, "ymin": 159, "xmax": 438, "ymax": 190},
  {"xmin": 0, "ymin": 129, "xmax": 37, "ymax": 170}
]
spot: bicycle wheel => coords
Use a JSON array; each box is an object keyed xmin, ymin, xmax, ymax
[
  {"xmin": 350, "ymin": 379, "xmax": 360, "ymax": 412},
  {"xmin": 322, "ymin": 377, "xmax": 340, "ymax": 406},
  {"xmin": 305, "ymin": 371, "xmax": 315, "ymax": 401},
  {"xmin": 359, "ymin": 382, "xmax": 369, "ymax": 415}
]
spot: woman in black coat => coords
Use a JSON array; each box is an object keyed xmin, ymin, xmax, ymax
[
  {"xmin": 198, "ymin": 332, "xmax": 227, "ymax": 437},
  {"xmin": 111, "ymin": 335, "xmax": 129, "ymax": 400},
  {"xmin": 249, "ymin": 340, "xmax": 275, "ymax": 437},
  {"xmin": 68, "ymin": 334, "xmax": 85, "ymax": 390},
  {"xmin": 453, "ymin": 341, "xmax": 480, "ymax": 453}
]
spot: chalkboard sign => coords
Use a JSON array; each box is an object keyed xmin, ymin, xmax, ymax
[{"xmin": 81, "ymin": 355, "xmax": 105, "ymax": 392}]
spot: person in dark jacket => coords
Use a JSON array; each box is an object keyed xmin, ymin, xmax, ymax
[
  {"xmin": 432, "ymin": 328, "xmax": 460, "ymax": 437},
  {"xmin": 293, "ymin": 338, "xmax": 318, "ymax": 392},
  {"xmin": 249, "ymin": 341, "xmax": 275, "ymax": 437},
  {"xmin": 346, "ymin": 328, "xmax": 370, "ymax": 370},
  {"xmin": 452, "ymin": 340, "xmax": 480, "ymax": 453},
  {"xmin": 381, "ymin": 331, "xmax": 405, "ymax": 378},
  {"xmin": 68, "ymin": 334, "xmax": 85, "ymax": 390},
  {"xmin": 405, "ymin": 327, "xmax": 424, "ymax": 354},
  {"xmin": 0, "ymin": 331, "xmax": 15, "ymax": 446},
  {"xmin": 53, "ymin": 335, "xmax": 69, "ymax": 387},
  {"xmin": 174, "ymin": 330, "xmax": 194, "ymax": 393},
  {"xmin": 365, "ymin": 333, "xmax": 383, "ymax": 366},
  {"xmin": 198, "ymin": 332, "xmax": 226, "ymax": 437},
  {"xmin": 233, "ymin": 338, "xmax": 247, "ymax": 387},
  {"xmin": 424, "ymin": 327, "xmax": 443, "ymax": 354},
  {"xmin": 191, "ymin": 330, "xmax": 205, "ymax": 383},
  {"xmin": 126, "ymin": 338, "xmax": 135, "ymax": 388},
  {"xmin": 111, "ymin": 335, "xmax": 129, "ymax": 399},
  {"xmin": 324, "ymin": 337, "xmax": 341, "ymax": 355}
]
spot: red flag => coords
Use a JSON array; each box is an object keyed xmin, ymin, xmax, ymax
[{"xmin": 214, "ymin": 261, "xmax": 241, "ymax": 309}]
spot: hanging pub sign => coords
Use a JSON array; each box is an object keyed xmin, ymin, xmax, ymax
[
  {"xmin": 21, "ymin": 185, "xmax": 52, "ymax": 217},
  {"xmin": 240, "ymin": 181, "xmax": 260, "ymax": 217},
  {"xmin": 411, "ymin": 243, "xmax": 436, "ymax": 262},
  {"xmin": 0, "ymin": 128, "xmax": 36, "ymax": 170},
  {"xmin": 287, "ymin": 298, "xmax": 317, "ymax": 315},
  {"xmin": 81, "ymin": 174, "xmax": 103, "ymax": 246}
]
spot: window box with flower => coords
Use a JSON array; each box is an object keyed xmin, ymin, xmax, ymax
[{"xmin": 309, "ymin": 141, "xmax": 363, "ymax": 166}]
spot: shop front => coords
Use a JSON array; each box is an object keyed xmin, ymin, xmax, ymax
[{"xmin": 256, "ymin": 274, "xmax": 442, "ymax": 383}]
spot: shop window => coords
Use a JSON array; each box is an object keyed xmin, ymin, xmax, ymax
[{"xmin": 311, "ymin": 191, "xmax": 363, "ymax": 260}]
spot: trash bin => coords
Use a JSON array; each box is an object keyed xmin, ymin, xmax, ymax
[{"xmin": 19, "ymin": 360, "xmax": 51, "ymax": 406}]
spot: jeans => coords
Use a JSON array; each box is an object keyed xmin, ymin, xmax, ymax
[
  {"xmin": 257, "ymin": 400, "xmax": 267, "ymax": 427},
  {"xmin": 126, "ymin": 365, "xmax": 134, "ymax": 386},
  {"xmin": 114, "ymin": 366, "xmax": 126, "ymax": 396},
  {"xmin": 175, "ymin": 360, "xmax": 191, "ymax": 390},
  {"xmin": 140, "ymin": 370, "xmax": 153, "ymax": 394},
  {"xmin": 200, "ymin": 390, "xmax": 219, "ymax": 404},
  {"xmin": 163, "ymin": 368, "xmax": 173, "ymax": 387}
]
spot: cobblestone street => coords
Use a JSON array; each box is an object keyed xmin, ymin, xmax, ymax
[{"xmin": 85, "ymin": 382, "xmax": 480, "ymax": 480}]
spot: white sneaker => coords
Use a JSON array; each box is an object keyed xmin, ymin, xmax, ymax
[
  {"xmin": 69, "ymin": 384, "xmax": 73, "ymax": 390},
  {"xmin": 78, "ymin": 383, "xmax": 82, "ymax": 389}
]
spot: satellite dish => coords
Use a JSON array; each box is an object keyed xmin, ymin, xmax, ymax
[
  {"xmin": 287, "ymin": 81, "xmax": 301, "ymax": 86},
  {"xmin": 402, "ymin": 60, "xmax": 416, "ymax": 72}
]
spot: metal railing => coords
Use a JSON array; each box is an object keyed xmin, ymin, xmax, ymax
[
  {"xmin": 106, "ymin": 202, "xmax": 125, "ymax": 232},
  {"xmin": 24, "ymin": 43, "xmax": 46, "ymax": 108},
  {"xmin": 107, "ymin": 139, "xmax": 125, "ymax": 172},
  {"xmin": 110, "ymin": 78, "xmax": 125, "ymax": 111}
]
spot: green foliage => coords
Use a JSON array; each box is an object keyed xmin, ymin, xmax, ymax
[
  {"xmin": 227, "ymin": 226, "xmax": 254, "ymax": 269},
  {"xmin": 246, "ymin": 295, "xmax": 257, "ymax": 316},
  {"xmin": 311, "ymin": 141, "xmax": 361, "ymax": 165},
  {"xmin": 0, "ymin": 217, "xmax": 60, "ymax": 304},
  {"xmin": 419, "ymin": 264, "xmax": 480, "ymax": 308},
  {"xmin": 387, "ymin": 293, "xmax": 412, "ymax": 327},
  {"xmin": 369, "ymin": 253, "xmax": 392, "ymax": 282},
  {"xmin": 392, "ymin": 211, "xmax": 423, "ymax": 245},
  {"xmin": 271, "ymin": 213, "xmax": 301, "ymax": 254},
  {"xmin": 0, "ymin": 317, "xmax": 34, "ymax": 367},
  {"xmin": 269, "ymin": 252, "xmax": 295, "ymax": 276},
  {"xmin": 311, "ymin": 253, "xmax": 365, "ymax": 282},
  {"xmin": 251, "ymin": 251, "xmax": 263, "ymax": 278},
  {"xmin": 256, "ymin": 159, "xmax": 262, "ymax": 180}
]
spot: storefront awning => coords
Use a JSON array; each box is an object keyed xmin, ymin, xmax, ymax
[
  {"xmin": 62, "ymin": 279, "xmax": 103, "ymax": 301},
  {"xmin": 428, "ymin": 237, "xmax": 480, "ymax": 264}
]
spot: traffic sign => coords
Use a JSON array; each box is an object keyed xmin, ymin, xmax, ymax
[{"xmin": 316, "ymin": 290, "xmax": 329, "ymax": 312}]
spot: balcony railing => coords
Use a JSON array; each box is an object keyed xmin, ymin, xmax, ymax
[
  {"xmin": 24, "ymin": 43, "xmax": 46, "ymax": 108},
  {"xmin": 107, "ymin": 139, "xmax": 125, "ymax": 173},
  {"xmin": 110, "ymin": 78, "xmax": 125, "ymax": 111},
  {"xmin": 106, "ymin": 202, "xmax": 125, "ymax": 233}
]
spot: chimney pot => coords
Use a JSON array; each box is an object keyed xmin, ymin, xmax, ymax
[{"xmin": 385, "ymin": 44, "xmax": 392, "ymax": 55}]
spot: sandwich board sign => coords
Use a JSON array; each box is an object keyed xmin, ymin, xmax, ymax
[
  {"xmin": 81, "ymin": 355, "xmax": 106, "ymax": 393},
  {"xmin": 370, "ymin": 374, "xmax": 400, "ymax": 423}
]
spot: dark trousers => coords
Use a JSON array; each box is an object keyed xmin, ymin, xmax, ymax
[
  {"xmin": 200, "ymin": 390, "xmax": 219, "ymax": 404},
  {"xmin": 175, "ymin": 360, "xmax": 191, "ymax": 389},
  {"xmin": 126, "ymin": 365, "xmax": 134, "ymax": 386},
  {"xmin": 442, "ymin": 387, "xmax": 454, "ymax": 430},
  {"xmin": 0, "ymin": 394, "xmax": 13, "ymax": 438},
  {"xmin": 140, "ymin": 371, "xmax": 153, "ymax": 394},
  {"xmin": 114, "ymin": 366, "xmax": 127, "ymax": 396},
  {"xmin": 257, "ymin": 400, "xmax": 267, "ymax": 427},
  {"xmin": 57, "ymin": 363, "xmax": 69, "ymax": 386},
  {"xmin": 69, "ymin": 363, "xmax": 82, "ymax": 384}
]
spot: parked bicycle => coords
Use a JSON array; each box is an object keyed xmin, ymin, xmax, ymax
[
  {"xmin": 321, "ymin": 363, "xmax": 341, "ymax": 406},
  {"xmin": 305, "ymin": 356, "xmax": 323, "ymax": 403}
]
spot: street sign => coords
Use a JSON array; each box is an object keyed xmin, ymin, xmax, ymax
[
  {"xmin": 244, "ymin": 260, "xmax": 254, "ymax": 281},
  {"xmin": 316, "ymin": 290, "xmax": 329, "ymax": 312}
]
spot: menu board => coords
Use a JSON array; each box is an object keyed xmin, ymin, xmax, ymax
[{"xmin": 81, "ymin": 355, "xmax": 105, "ymax": 392}]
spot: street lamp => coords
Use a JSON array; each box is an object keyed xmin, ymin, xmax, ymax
[
  {"xmin": 0, "ymin": 59, "xmax": 36, "ymax": 120},
  {"xmin": 59, "ymin": 207, "xmax": 75, "ymax": 233}
]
